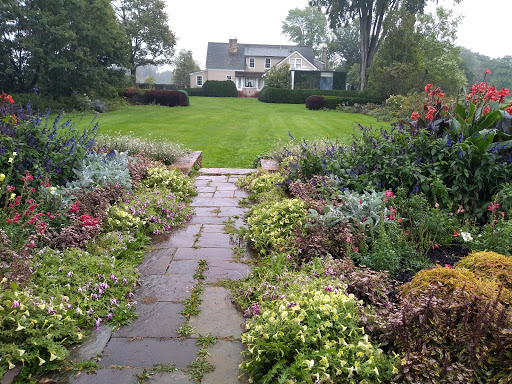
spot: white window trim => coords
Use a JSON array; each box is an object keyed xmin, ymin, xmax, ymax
[
  {"xmin": 249, "ymin": 57, "xmax": 255, "ymax": 68},
  {"xmin": 289, "ymin": 58, "xmax": 302, "ymax": 70},
  {"xmin": 265, "ymin": 57, "xmax": 271, "ymax": 69},
  {"xmin": 196, "ymin": 75, "xmax": 203, "ymax": 87}
]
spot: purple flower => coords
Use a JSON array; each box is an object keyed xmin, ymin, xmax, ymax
[
  {"xmin": 127, "ymin": 292, "xmax": 134, "ymax": 298},
  {"xmin": 95, "ymin": 317, "xmax": 103, "ymax": 329},
  {"xmin": 11, "ymin": 300, "xmax": 21, "ymax": 308},
  {"xmin": 110, "ymin": 298, "xmax": 118, "ymax": 305},
  {"xmin": 67, "ymin": 271, "xmax": 74, "ymax": 278},
  {"xmin": 106, "ymin": 313, "xmax": 113, "ymax": 321}
]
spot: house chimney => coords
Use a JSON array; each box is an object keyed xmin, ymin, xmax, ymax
[
  {"xmin": 229, "ymin": 38, "xmax": 238, "ymax": 54},
  {"xmin": 321, "ymin": 45, "xmax": 327, "ymax": 69}
]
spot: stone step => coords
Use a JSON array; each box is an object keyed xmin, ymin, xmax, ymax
[{"xmin": 198, "ymin": 168, "xmax": 254, "ymax": 175}]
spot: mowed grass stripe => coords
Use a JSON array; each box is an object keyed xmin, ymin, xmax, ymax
[{"xmin": 85, "ymin": 97, "xmax": 390, "ymax": 168}]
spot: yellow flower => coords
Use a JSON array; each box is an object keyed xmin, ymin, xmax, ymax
[
  {"xmin": 15, "ymin": 322, "xmax": 24, "ymax": 331},
  {"xmin": 38, "ymin": 356, "xmax": 46, "ymax": 366},
  {"xmin": 50, "ymin": 351, "xmax": 58, "ymax": 361},
  {"xmin": 18, "ymin": 349, "xmax": 25, "ymax": 356},
  {"xmin": 8, "ymin": 157, "xmax": 13, "ymax": 163},
  {"xmin": 8, "ymin": 361, "xmax": 15, "ymax": 370},
  {"xmin": 10, "ymin": 193, "xmax": 15, "ymax": 200},
  {"xmin": 0, "ymin": 173, "xmax": 5, "ymax": 182}
]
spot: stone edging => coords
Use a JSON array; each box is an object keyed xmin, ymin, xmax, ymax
[{"xmin": 170, "ymin": 151, "xmax": 203, "ymax": 174}]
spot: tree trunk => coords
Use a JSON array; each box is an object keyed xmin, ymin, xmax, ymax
[{"xmin": 359, "ymin": 5, "xmax": 370, "ymax": 90}]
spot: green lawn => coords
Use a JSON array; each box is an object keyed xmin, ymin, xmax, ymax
[{"xmin": 88, "ymin": 97, "xmax": 391, "ymax": 168}]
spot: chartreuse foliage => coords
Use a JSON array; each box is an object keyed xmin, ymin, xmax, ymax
[{"xmin": 240, "ymin": 285, "xmax": 397, "ymax": 383}]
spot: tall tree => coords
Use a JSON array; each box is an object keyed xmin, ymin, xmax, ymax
[
  {"xmin": 327, "ymin": 19, "xmax": 360, "ymax": 70},
  {"xmin": 112, "ymin": 0, "xmax": 176, "ymax": 78},
  {"xmin": 310, "ymin": 0, "xmax": 463, "ymax": 89},
  {"xmin": 172, "ymin": 50, "xmax": 200, "ymax": 87},
  {"xmin": 0, "ymin": 0, "xmax": 128, "ymax": 96},
  {"xmin": 282, "ymin": 6, "xmax": 328, "ymax": 55}
]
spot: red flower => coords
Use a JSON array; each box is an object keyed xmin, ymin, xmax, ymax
[
  {"xmin": 6, "ymin": 95, "xmax": 14, "ymax": 104},
  {"xmin": 410, "ymin": 111, "xmax": 420, "ymax": 121},
  {"xmin": 483, "ymin": 106, "xmax": 491, "ymax": 115},
  {"xmin": 453, "ymin": 231, "xmax": 460, "ymax": 237},
  {"xmin": 485, "ymin": 68, "xmax": 491, "ymax": 74},
  {"xmin": 424, "ymin": 84, "xmax": 433, "ymax": 93}
]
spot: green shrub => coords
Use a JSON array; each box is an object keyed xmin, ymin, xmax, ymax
[
  {"xmin": 244, "ymin": 198, "xmax": 306, "ymax": 254},
  {"xmin": 201, "ymin": 80, "xmax": 238, "ymax": 97},
  {"xmin": 143, "ymin": 90, "xmax": 188, "ymax": 107},
  {"xmin": 400, "ymin": 265, "xmax": 512, "ymax": 306},
  {"xmin": 258, "ymin": 87, "xmax": 383, "ymax": 104},
  {"xmin": 240, "ymin": 285, "xmax": 397, "ymax": 383},
  {"xmin": 456, "ymin": 251, "xmax": 512, "ymax": 290},
  {"xmin": 181, "ymin": 88, "xmax": 204, "ymax": 96},
  {"xmin": 323, "ymin": 96, "xmax": 343, "ymax": 109}
]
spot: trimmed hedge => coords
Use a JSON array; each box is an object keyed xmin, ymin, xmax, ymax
[
  {"xmin": 323, "ymin": 96, "xmax": 343, "ymax": 109},
  {"xmin": 259, "ymin": 87, "xmax": 382, "ymax": 105},
  {"xmin": 201, "ymin": 80, "xmax": 238, "ymax": 97},
  {"xmin": 181, "ymin": 88, "xmax": 204, "ymax": 96},
  {"xmin": 144, "ymin": 90, "xmax": 189, "ymax": 106}
]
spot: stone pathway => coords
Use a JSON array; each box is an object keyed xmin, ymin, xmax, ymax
[{"xmin": 64, "ymin": 168, "xmax": 254, "ymax": 384}]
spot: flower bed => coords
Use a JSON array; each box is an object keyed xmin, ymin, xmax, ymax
[
  {"xmin": 232, "ymin": 76, "xmax": 512, "ymax": 383},
  {"xmin": 0, "ymin": 94, "xmax": 196, "ymax": 380}
]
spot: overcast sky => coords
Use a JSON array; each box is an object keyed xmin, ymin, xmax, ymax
[{"xmin": 165, "ymin": 0, "xmax": 511, "ymax": 69}]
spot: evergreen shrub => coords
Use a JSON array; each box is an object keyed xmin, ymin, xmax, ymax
[
  {"xmin": 201, "ymin": 80, "xmax": 238, "ymax": 97},
  {"xmin": 144, "ymin": 90, "xmax": 188, "ymax": 107}
]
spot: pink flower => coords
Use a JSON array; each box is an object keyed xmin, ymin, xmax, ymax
[
  {"xmin": 435, "ymin": 202, "xmax": 439, "ymax": 208},
  {"xmin": 384, "ymin": 190, "xmax": 394, "ymax": 197},
  {"xmin": 346, "ymin": 236, "xmax": 351, "ymax": 243}
]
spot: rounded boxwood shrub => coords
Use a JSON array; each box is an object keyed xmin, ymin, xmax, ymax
[
  {"xmin": 201, "ymin": 80, "xmax": 237, "ymax": 97},
  {"xmin": 305, "ymin": 95, "xmax": 324, "ymax": 110}
]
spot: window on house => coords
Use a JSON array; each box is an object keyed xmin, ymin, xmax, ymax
[
  {"xmin": 265, "ymin": 57, "xmax": 271, "ymax": 69},
  {"xmin": 196, "ymin": 75, "xmax": 203, "ymax": 86},
  {"xmin": 226, "ymin": 75, "xmax": 232, "ymax": 81},
  {"xmin": 245, "ymin": 78, "xmax": 256, "ymax": 88},
  {"xmin": 249, "ymin": 57, "xmax": 255, "ymax": 68},
  {"xmin": 289, "ymin": 58, "xmax": 302, "ymax": 70}
]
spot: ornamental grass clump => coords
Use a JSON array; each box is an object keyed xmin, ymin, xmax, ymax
[
  {"xmin": 96, "ymin": 134, "xmax": 189, "ymax": 165},
  {"xmin": 240, "ymin": 286, "xmax": 397, "ymax": 383}
]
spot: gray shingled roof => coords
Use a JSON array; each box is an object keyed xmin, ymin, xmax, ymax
[{"xmin": 205, "ymin": 42, "xmax": 317, "ymax": 70}]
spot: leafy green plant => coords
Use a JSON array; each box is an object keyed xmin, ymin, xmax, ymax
[
  {"xmin": 177, "ymin": 321, "xmax": 195, "ymax": 337},
  {"xmin": 240, "ymin": 286, "xmax": 397, "ymax": 383},
  {"xmin": 244, "ymin": 198, "xmax": 306, "ymax": 255},
  {"xmin": 140, "ymin": 167, "xmax": 197, "ymax": 200},
  {"xmin": 65, "ymin": 150, "xmax": 132, "ymax": 191}
]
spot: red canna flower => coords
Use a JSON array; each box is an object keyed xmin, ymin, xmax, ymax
[
  {"xmin": 410, "ymin": 111, "xmax": 420, "ymax": 121},
  {"xmin": 485, "ymin": 68, "xmax": 491, "ymax": 74}
]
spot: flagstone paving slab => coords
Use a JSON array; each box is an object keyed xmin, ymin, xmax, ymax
[
  {"xmin": 217, "ymin": 207, "xmax": 247, "ymax": 217},
  {"xmin": 67, "ymin": 368, "xmax": 140, "ymax": 384},
  {"xmin": 166, "ymin": 259, "xmax": 199, "ymax": 276},
  {"xmin": 190, "ymin": 197, "xmax": 240, "ymax": 207},
  {"xmin": 99, "ymin": 338, "xmax": 199, "ymax": 369},
  {"xmin": 148, "ymin": 371, "xmax": 194, "ymax": 384},
  {"xmin": 189, "ymin": 287, "xmax": 244, "ymax": 338},
  {"xmin": 68, "ymin": 326, "xmax": 112, "ymax": 362},
  {"xmin": 195, "ymin": 175, "xmax": 229, "ymax": 182},
  {"xmin": 209, "ymin": 183, "xmax": 239, "ymax": 191},
  {"xmin": 201, "ymin": 224, "xmax": 226, "ymax": 233},
  {"xmin": 196, "ymin": 232, "xmax": 233, "ymax": 248},
  {"xmin": 194, "ymin": 186, "xmax": 216, "ymax": 193},
  {"xmin": 189, "ymin": 215, "xmax": 228, "ymax": 225},
  {"xmin": 112, "ymin": 302, "xmax": 185, "ymax": 338},
  {"xmin": 197, "ymin": 192, "xmax": 214, "ymax": 198},
  {"xmin": 139, "ymin": 275, "xmax": 195, "ymax": 302},
  {"xmin": 149, "ymin": 224, "xmax": 202, "ymax": 249},
  {"xmin": 137, "ymin": 248, "xmax": 176, "ymax": 275},
  {"xmin": 214, "ymin": 190, "xmax": 235, "ymax": 198},
  {"xmin": 174, "ymin": 247, "xmax": 235, "ymax": 262},
  {"xmin": 204, "ymin": 261, "xmax": 251, "ymax": 282},
  {"xmin": 202, "ymin": 341, "xmax": 247, "ymax": 384}
]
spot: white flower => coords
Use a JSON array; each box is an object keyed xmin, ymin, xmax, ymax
[
  {"xmin": 305, "ymin": 359, "xmax": 314, "ymax": 369},
  {"xmin": 461, "ymin": 232, "xmax": 473, "ymax": 242}
]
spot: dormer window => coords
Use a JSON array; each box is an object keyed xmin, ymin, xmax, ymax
[
  {"xmin": 289, "ymin": 58, "xmax": 302, "ymax": 70},
  {"xmin": 249, "ymin": 57, "xmax": 255, "ymax": 68}
]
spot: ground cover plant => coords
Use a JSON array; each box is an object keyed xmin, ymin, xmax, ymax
[
  {"xmin": 232, "ymin": 74, "xmax": 512, "ymax": 383},
  {"xmin": 0, "ymin": 94, "xmax": 196, "ymax": 381},
  {"xmin": 65, "ymin": 97, "xmax": 391, "ymax": 168}
]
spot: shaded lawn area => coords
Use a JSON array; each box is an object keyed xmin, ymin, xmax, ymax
[{"xmin": 89, "ymin": 97, "xmax": 391, "ymax": 168}]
